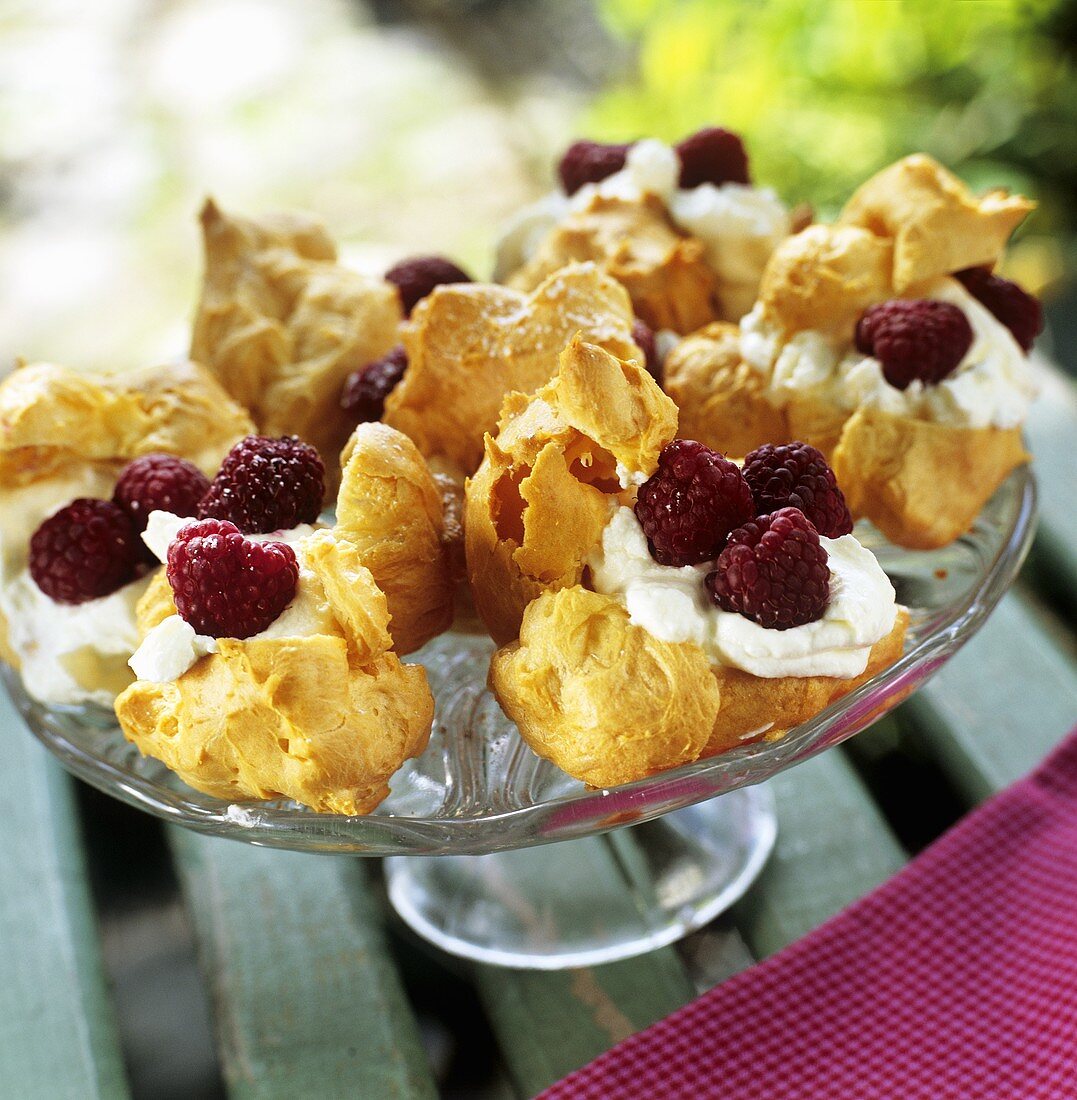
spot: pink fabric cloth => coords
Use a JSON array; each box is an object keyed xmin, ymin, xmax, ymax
[{"xmin": 540, "ymin": 729, "xmax": 1077, "ymax": 1100}]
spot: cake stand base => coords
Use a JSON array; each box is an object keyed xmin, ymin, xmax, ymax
[{"xmin": 384, "ymin": 784, "xmax": 777, "ymax": 970}]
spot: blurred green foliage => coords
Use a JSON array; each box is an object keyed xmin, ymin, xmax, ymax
[{"xmin": 588, "ymin": 0, "xmax": 1077, "ymax": 251}]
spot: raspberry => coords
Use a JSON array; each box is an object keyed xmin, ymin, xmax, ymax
[
  {"xmin": 558, "ymin": 139, "xmax": 632, "ymax": 196},
  {"xmin": 675, "ymin": 127, "xmax": 751, "ymax": 189},
  {"xmin": 29, "ymin": 498, "xmax": 138, "ymax": 604},
  {"xmin": 632, "ymin": 319, "xmax": 661, "ymax": 384},
  {"xmin": 113, "ymin": 454, "xmax": 210, "ymax": 536},
  {"xmin": 199, "ymin": 435, "xmax": 325, "ymax": 534},
  {"xmin": 855, "ymin": 299, "xmax": 973, "ymax": 390},
  {"xmin": 385, "ymin": 256, "xmax": 472, "ymax": 316},
  {"xmin": 341, "ymin": 346, "xmax": 408, "ymax": 424},
  {"xmin": 167, "ymin": 519, "xmax": 299, "ymax": 639},
  {"xmin": 706, "ymin": 507, "xmax": 830, "ymax": 630},
  {"xmin": 742, "ymin": 442, "xmax": 853, "ymax": 538},
  {"xmin": 635, "ymin": 440, "xmax": 755, "ymax": 566},
  {"xmin": 955, "ymin": 267, "xmax": 1043, "ymax": 353}
]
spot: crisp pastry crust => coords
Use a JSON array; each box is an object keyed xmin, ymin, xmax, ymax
[
  {"xmin": 337, "ymin": 422, "xmax": 453, "ymax": 654},
  {"xmin": 114, "ymin": 423, "xmax": 446, "ymax": 814},
  {"xmin": 839, "ymin": 154, "xmax": 1034, "ymax": 292},
  {"xmin": 663, "ymin": 323, "xmax": 789, "ymax": 458},
  {"xmin": 830, "ymin": 410, "xmax": 1029, "ymax": 549},
  {"xmin": 0, "ymin": 359, "xmax": 253, "ymax": 488},
  {"xmin": 705, "ymin": 609, "xmax": 909, "ymax": 755},
  {"xmin": 758, "ymin": 224, "xmax": 894, "ymax": 340},
  {"xmin": 191, "ymin": 199, "xmax": 402, "ymax": 485},
  {"xmin": 489, "ymin": 587, "xmax": 720, "ymax": 789},
  {"xmin": 493, "ymin": 592, "xmax": 908, "ymax": 787},
  {"xmin": 384, "ymin": 262, "xmax": 640, "ymax": 475},
  {"xmin": 506, "ymin": 193, "xmax": 721, "ymax": 335},
  {"xmin": 465, "ymin": 336, "xmax": 677, "ymax": 645}
]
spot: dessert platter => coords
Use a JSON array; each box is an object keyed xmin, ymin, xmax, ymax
[{"xmin": 1, "ymin": 129, "xmax": 1041, "ymax": 966}]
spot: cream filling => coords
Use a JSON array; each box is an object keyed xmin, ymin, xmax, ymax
[
  {"xmin": 494, "ymin": 139, "xmax": 790, "ymax": 318},
  {"xmin": 588, "ymin": 506, "xmax": 898, "ymax": 679},
  {"xmin": 0, "ymin": 468, "xmax": 152, "ymax": 707},
  {"xmin": 740, "ymin": 276, "xmax": 1036, "ymax": 429},
  {"xmin": 129, "ymin": 511, "xmax": 334, "ymax": 683}
]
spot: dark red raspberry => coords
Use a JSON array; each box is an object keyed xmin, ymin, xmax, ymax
[
  {"xmin": 29, "ymin": 498, "xmax": 138, "ymax": 604},
  {"xmin": 632, "ymin": 319, "xmax": 661, "ymax": 384},
  {"xmin": 557, "ymin": 139, "xmax": 632, "ymax": 196},
  {"xmin": 742, "ymin": 442, "xmax": 853, "ymax": 538},
  {"xmin": 385, "ymin": 256, "xmax": 472, "ymax": 316},
  {"xmin": 113, "ymin": 454, "xmax": 210, "ymax": 536},
  {"xmin": 706, "ymin": 507, "xmax": 830, "ymax": 630},
  {"xmin": 854, "ymin": 299, "xmax": 973, "ymax": 390},
  {"xmin": 635, "ymin": 440, "xmax": 755, "ymax": 566},
  {"xmin": 341, "ymin": 345, "xmax": 408, "ymax": 424},
  {"xmin": 955, "ymin": 267, "xmax": 1043, "ymax": 353},
  {"xmin": 198, "ymin": 435, "xmax": 325, "ymax": 534},
  {"xmin": 166, "ymin": 519, "xmax": 298, "ymax": 639},
  {"xmin": 675, "ymin": 127, "xmax": 751, "ymax": 189}
]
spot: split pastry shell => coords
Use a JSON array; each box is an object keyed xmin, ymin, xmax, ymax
[{"xmin": 465, "ymin": 336, "xmax": 677, "ymax": 645}]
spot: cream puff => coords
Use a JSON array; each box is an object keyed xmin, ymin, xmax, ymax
[
  {"xmin": 496, "ymin": 128, "xmax": 793, "ymax": 331},
  {"xmin": 472, "ymin": 339, "xmax": 906, "ymax": 787},
  {"xmin": 115, "ymin": 422, "xmax": 448, "ymax": 814},
  {"xmin": 665, "ymin": 155, "xmax": 1038, "ymax": 548}
]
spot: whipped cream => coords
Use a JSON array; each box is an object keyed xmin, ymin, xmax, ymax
[
  {"xmin": 741, "ymin": 277, "xmax": 1035, "ymax": 429},
  {"xmin": 494, "ymin": 139, "xmax": 790, "ymax": 318},
  {"xmin": 3, "ymin": 569, "xmax": 151, "ymax": 707},
  {"xmin": 129, "ymin": 511, "xmax": 336, "ymax": 683},
  {"xmin": 0, "ymin": 469, "xmax": 153, "ymax": 707},
  {"xmin": 588, "ymin": 507, "xmax": 898, "ymax": 679}
]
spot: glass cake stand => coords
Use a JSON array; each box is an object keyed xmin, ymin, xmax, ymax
[{"xmin": 5, "ymin": 469, "xmax": 1036, "ymax": 968}]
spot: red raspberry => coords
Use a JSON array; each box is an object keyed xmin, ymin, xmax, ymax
[
  {"xmin": 198, "ymin": 435, "xmax": 325, "ymax": 534},
  {"xmin": 113, "ymin": 454, "xmax": 210, "ymax": 535},
  {"xmin": 742, "ymin": 442, "xmax": 853, "ymax": 538},
  {"xmin": 706, "ymin": 507, "xmax": 830, "ymax": 630},
  {"xmin": 557, "ymin": 139, "xmax": 632, "ymax": 196},
  {"xmin": 854, "ymin": 299, "xmax": 973, "ymax": 390},
  {"xmin": 29, "ymin": 498, "xmax": 138, "ymax": 604},
  {"xmin": 632, "ymin": 319, "xmax": 661, "ymax": 384},
  {"xmin": 635, "ymin": 440, "xmax": 755, "ymax": 566},
  {"xmin": 341, "ymin": 346, "xmax": 408, "ymax": 424},
  {"xmin": 385, "ymin": 256, "xmax": 472, "ymax": 316},
  {"xmin": 675, "ymin": 127, "xmax": 751, "ymax": 189},
  {"xmin": 167, "ymin": 519, "xmax": 299, "ymax": 639},
  {"xmin": 955, "ymin": 267, "xmax": 1043, "ymax": 353}
]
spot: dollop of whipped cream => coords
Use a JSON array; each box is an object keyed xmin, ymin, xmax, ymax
[
  {"xmin": 4, "ymin": 570, "xmax": 151, "ymax": 706},
  {"xmin": 494, "ymin": 140, "xmax": 790, "ymax": 317},
  {"xmin": 588, "ymin": 506, "xmax": 898, "ymax": 679},
  {"xmin": 0, "ymin": 470, "xmax": 149, "ymax": 707},
  {"xmin": 129, "ymin": 511, "xmax": 334, "ymax": 683},
  {"xmin": 740, "ymin": 276, "xmax": 1035, "ymax": 429}
]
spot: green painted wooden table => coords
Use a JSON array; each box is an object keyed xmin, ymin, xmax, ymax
[{"xmin": 0, "ymin": 362, "xmax": 1074, "ymax": 1099}]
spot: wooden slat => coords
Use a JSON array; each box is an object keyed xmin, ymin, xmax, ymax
[
  {"xmin": 731, "ymin": 748, "xmax": 907, "ymax": 958},
  {"xmin": 1026, "ymin": 364, "xmax": 1077, "ymax": 606},
  {"xmin": 472, "ymin": 835, "xmax": 696, "ymax": 1096},
  {"xmin": 901, "ymin": 592, "xmax": 1077, "ymax": 804},
  {"xmin": 0, "ymin": 692, "xmax": 129, "ymax": 1099},
  {"xmin": 167, "ymin": 832, "xmax": 436, "ymax": 1100}
]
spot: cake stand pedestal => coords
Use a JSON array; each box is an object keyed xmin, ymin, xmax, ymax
[{"xmin": 385, "ymin": 783, "xmax": 776, "ymax": 969}]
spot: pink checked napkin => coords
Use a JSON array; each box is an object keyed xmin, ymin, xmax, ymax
[{"xmin": 541, "ymin": 729, "xmax": 1077, "ymax": 1100}]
